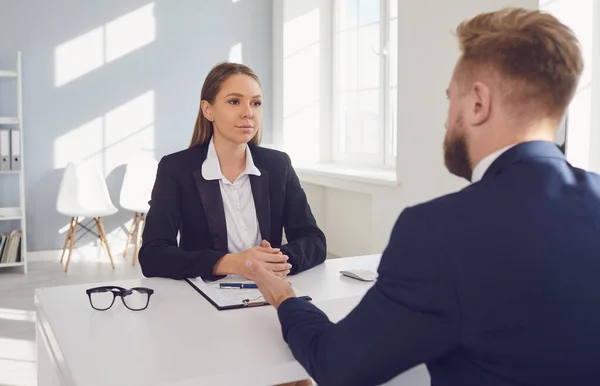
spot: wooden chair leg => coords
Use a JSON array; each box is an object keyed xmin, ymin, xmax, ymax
[
  {"xmin": 60, "ymin": 217, "xmax": 75, "ymax": 263},
  {"xmin": 132, "ymin": 214, "xmax": 145, "ymax": 266},
  {"xmin": 95, "ymin": 217, "xmax": 115, "ymax": 269},
  {"xmin": 64, "ymin": 219, "xmax": 79, "ymax": 273},
  {"xmin": 123, "ymin": 212, "xmax": 139, "ymax": 257}
]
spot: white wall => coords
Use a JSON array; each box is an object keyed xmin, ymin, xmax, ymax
[
  {"xmin": 302, "ymin": 0, "xmax": 540, "ymax": 258},
  {"xmin": 0, "ymin": 0, "xmax": 273, "ymax": 250}
]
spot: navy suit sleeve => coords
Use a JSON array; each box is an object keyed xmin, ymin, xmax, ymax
[
  {"xmin": 277, "ymin": 206, "xmax": 461, "ymax": 385},
  {"xmin": 279, "ymin": 153, "xmax": 327, "ymax": 274},
  {"xmin": 138, "ymin": 158, "xmax": 227, "ymax": 279}
]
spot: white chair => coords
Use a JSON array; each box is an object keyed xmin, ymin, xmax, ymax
[
  {"xmin": 120, "ymin": 156, "xmax": 158, "ymax": 266},
  {"xmin": 57, "ymin": 162, "xmax": 118, "ymax": 272}
]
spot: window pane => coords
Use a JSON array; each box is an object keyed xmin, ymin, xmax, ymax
[
  {"xmin": 339, "ymin": 91, "xmax": 360, "ymax": 153},
  {"xmin": 389, "ymin": 18, "xmax": 397, "ymax": 87},
  {"xmin": 338, "ymin": 0, "xmax": 358, "ymax": 30},
  {"xmin": 358, "ymin": 24, "xmax": 380, "ymax": 89},
  {"xmin": 339, "ymin": 29, "xmax": 358, "ymax": 91},
  {"xmin": 358, "ymin": 0, "xmax": 380, "ymax": 25},
  {"xmin": 359, "ymin": 90, "xmax": 380, "ymax": 154},
  {"xmin": 390, "ymin": 0, "xmax": 398, "ymax": 19}
]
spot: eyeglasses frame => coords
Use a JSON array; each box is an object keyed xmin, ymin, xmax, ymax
[{"xmin": 85, "ymin": 285, "xmax": 154, "ymax": 311}]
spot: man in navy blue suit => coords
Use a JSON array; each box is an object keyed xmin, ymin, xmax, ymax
[{"xmin": 250, "ymin": 7, "xmax": 600, "ymax": 386}]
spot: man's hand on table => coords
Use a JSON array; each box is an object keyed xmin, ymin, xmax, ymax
[{"xmin": 246, "ymin": 259, "xmax": 296, "ymax": 309}]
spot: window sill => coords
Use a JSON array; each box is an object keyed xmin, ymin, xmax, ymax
[{"xmin": 295, "ymin": 163, "xmax": 399, "ymax": 192}]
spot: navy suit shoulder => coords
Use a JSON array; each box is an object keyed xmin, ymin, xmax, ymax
[
  {"xmin": 398, "ymin": 142, "xmax": 600, "ymax": 385},
  {"xmin": 277, "ymin": 141, "xmax": 600, "ymax": 386}
]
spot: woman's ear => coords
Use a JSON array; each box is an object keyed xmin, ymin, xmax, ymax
[{"xmin": 201, "ymin": 100, "xmax": 213, "ymax": 122}]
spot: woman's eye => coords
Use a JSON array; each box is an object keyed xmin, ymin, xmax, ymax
[
  {"xmin": 252, "ymin": 101, "xmax": 262, "ymax": 107},
  {"xmin": 228, "ymin": 99, "xmax": 239, "ymax": 105}
]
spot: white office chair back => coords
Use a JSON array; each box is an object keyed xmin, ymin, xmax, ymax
[
  {"xmin": 56, "ymin": 162, "xmax": 118, "ymax": 218},
  {"xmin": 120, "ymin": 157, "xmax": 158, "ymax": 214}
]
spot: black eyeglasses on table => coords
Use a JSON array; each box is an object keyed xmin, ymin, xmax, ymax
[{"xmin": 85, "ymin": 286, "xmax": 154, "ymax": 311}]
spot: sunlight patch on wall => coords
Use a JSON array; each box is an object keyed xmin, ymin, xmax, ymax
[
  {"xmin": 54, "ymin": 3, "xmax": 156, "ymax": 87},
  {"xmin": 104, "ymin": 91, "xmax": 155, "ymax": 174},
  {"xmin": 55, "ymin": 28, "xmax": 104, "ymax": 87},
  {"xmin": 54, "ymin": 117, "xmax": 104, "ymax": 169},
  {"xmin": 53, "ymin": 91, "xmax": 155, "ymax": 176},
  {"xmin": 229, "ymin": 43, "xmax": 243, "ymax": 63},
  {"xmin": 105, "ymin": 4, "xmax": 156, "ymax": 63}
]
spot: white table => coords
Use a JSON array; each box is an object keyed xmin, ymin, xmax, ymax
[{"xmin": 35, "ymin": 255, "xmax": 430, "ymax": 385}]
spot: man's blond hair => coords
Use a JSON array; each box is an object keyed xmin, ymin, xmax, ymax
[{"xmin": 455, "ymin": 7, "xmax": 583, "ymax": 121}]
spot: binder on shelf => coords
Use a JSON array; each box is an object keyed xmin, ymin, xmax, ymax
[
  {"xmin": 0, "ymin": 235, "xmax": 7, "ymax": 263},
  {"xmin": 0, "ymin": 52, "xmax": 26, "ymax": 272},
  {"xmin": 0, "ymin": 230, "xmax": 21, "ymax": 264},
  {"xmin": 10, "ymin": 129, "xmax": 20, "ymax": 171},
  {"xmin": 0, "ymin": 130, "xmax": 9, "ymax": 171}
]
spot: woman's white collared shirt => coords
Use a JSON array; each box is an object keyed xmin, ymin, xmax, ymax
[{"xmin": 201, "ymin": 138, "xmax": 262, "ymax": 253}]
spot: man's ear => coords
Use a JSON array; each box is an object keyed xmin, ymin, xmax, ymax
[
  {"xmin": 468, "ymin": 82, "xmax": 492, "ymax": 126},
  {"xmin": 201, "ymin": 100, "xmax": 213, "ymax": 122}
]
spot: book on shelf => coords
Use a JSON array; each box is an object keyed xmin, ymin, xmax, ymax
[{"xmin": 0, "ymin": 229, "xmax": 22, "ymax": 264}]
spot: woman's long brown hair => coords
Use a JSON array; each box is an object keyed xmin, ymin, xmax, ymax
[{"xmin": 189, "ymin": 62, "xmax": 263, "ymax": 148}]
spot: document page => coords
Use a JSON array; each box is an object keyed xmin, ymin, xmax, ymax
[{"xmin": 189, "ymin": 275, "xmax": 307, "ymax": 307}]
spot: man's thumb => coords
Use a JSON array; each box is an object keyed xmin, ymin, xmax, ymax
[{"xmin": 261, "ymin": 239, "xmax": 271, "ymax": 248}]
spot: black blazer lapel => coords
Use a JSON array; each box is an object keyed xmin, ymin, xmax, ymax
[
  {"xmin": 192, "ymin": 170, "xmax": 228, "ymax": 252},
  {"xmin": 250, "ymin": 170, "xmax": 271, "ymax": 242}
]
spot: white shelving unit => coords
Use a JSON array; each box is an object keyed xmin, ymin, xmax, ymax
[{"xmin": 0, "ymin": 51, "xmax": 27, "ymax": 273}]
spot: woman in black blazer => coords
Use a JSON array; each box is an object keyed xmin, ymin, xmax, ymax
[{"xmin": 138, "ymin": 63, "xmax": 327, "ymax": 281}]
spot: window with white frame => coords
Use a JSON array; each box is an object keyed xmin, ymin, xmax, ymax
[
  {"xmin": 275, "ymin": 0, "xmax": 398, "ymax": 172},
  {"xmin": 333, "ymin": 0, "xmax": 398, "ymax": 167}
]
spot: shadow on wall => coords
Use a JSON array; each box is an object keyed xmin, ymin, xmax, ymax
[{"xmin": 0, "ymin": 0, "xmax": 272, "ymax": 251}]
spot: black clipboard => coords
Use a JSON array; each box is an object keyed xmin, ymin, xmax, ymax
[{"xmin": 185, "ymin": 278, "xmax": 312, "ymax": 311}]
